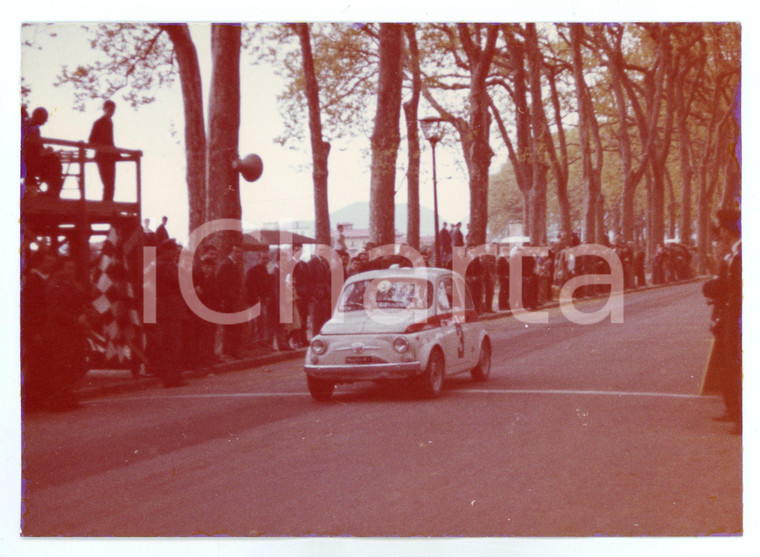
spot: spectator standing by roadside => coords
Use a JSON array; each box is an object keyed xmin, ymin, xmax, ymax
[
  {"xmin": 308, "ymin": 253, "xmax": 332, "ymax": 336},
  {"xmin": 269, "ymin": 249, "xmax": 289, "ymax": 351},
  {"xmin": 291, "ymin": 245, "xmax": 311, "ymax": 347},
  {"xmin": 337, "ymin": 250, "xmax": 350, "ymax": 279},
  {"xmin": 155, "ymin": 239, "xmax": 187, "ymax": 387},
  {"xmin": 652, "ymin": 244, "xmax": 667, "ymax": 285},
  {"xmin": 703, "ymin": 208, "xmax": 742, "ymax": 434},
  {"xmin": 481, "ymin": 251, "xmax": 496, "ymax": 313},
  {"xmin": 216, "ymin": 245, "xmax": 245, "ymax": 359},
  {"xmin": 465, "ymin": 248, "xmax": 484, "ymax": 314},
  {"xmin": 496, "ymin": 253, "xmax": 510, "ymax": 310},
  {"xmin": 42, "ymin": 258, "xmax": 92, "ymax": 407},
  {"xmin": 439, "ymin": 222, "xmax": 452, "ymax": 268},
  {"xmin": 634, "ymin": 249, "xmax": 646, "ymax": 288},
  {"xmin": 245, "ymin": 251, "xmax": 272, "ymax": 348},
  {"xmin": 334, "ymin": 224, "xmax": 348, "ymax": 252},
  {"xmin": 191, "ymin": 247, "xmax": 220, "ymax": 367},
  {"xmin": 88, "ymin": 99, "xmax": 118, "ymax": 201},
  {"xmin": 451, "ymin": 222, "xmax": 465, "ymax": 248},
  {"xmin": 522, "ymin": 249, "xmax": 538, "ymax": 310},
  {"xmin": 21, "ymin": 251, "xmax": 57, "ymax": 409}
]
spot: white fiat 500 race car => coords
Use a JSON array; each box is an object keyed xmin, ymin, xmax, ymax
[{"xmin": 304, "ymin": 266, "xmax": 491, "ymax": 401}]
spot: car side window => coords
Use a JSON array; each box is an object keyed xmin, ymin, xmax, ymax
[
  {"xmin": 437, "ymin": 278, "xmax": 452, "ymax": 312},
  {"xmin": 463, "ymin": 284, "xmax": 476, "ymax": 311},
  {"xmin": 451, "ymin": 276, "xmax": 474, "ymax": 312}
]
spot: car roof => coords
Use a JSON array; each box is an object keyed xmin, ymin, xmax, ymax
[{"xmin": 345, "ymin": 266, "xmax": 463, "ymax": 284}]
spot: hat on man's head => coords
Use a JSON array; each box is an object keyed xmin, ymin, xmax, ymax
[{"xmin": 715, "ymin": 207, "xmax": 741, "ymax": 236}]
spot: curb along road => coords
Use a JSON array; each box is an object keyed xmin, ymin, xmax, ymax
[{"xmin": 73, "ymin": 276, "xmax": 708, "ymax": 401}]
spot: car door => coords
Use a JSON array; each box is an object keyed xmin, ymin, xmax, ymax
[
  {"xmin": 452, "ymin": 274, "xmax": 481, "ymax": 369},
  {"xmin": 437, "ymin": 276, "xmax": 467, "ymax": 373}
]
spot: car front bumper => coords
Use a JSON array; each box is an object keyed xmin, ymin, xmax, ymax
[{"xmin": 304, "ymin": 361, "xmax": 423, "ymax": 382}]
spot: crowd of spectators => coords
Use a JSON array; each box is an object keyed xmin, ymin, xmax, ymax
[
  {"xmin": 22, "ymin": 217, "xmax": 698, "ymax": 401},
  {"xmin": 21, "ymin": 251, "xmax": 94, "ymax": 410},
  {"xmin": 144, "ymin": 223, "xmax": 700, "ymax": 384}
]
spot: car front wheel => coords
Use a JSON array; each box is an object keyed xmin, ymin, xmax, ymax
[
  {"xmin": 418, "ymin": 348, "xmax": 445, "ymax": 398},
  {"xmin": 307, "ymin": 375, "xmax": 335, "ymax": 401},
  {"xmin": 470, "ymin": 338, "xmax": 491, "ymax": 382}
]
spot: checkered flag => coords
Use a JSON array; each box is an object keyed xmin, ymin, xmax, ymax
[{"xmin": 91, "ymin": 224, "xmax": 145, "ymax": 365}]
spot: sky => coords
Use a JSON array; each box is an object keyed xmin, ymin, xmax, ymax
[{"xmin": 5, "ymin": 2, "xmax": 760, "ymax": 557}]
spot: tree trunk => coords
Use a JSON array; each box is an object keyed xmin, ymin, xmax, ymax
[
  {"xmin": 503, "ymin": 26, "xmax": 533, "ymax": 234},
  {"xmin": 546, "ymin": 61, "xmax": 572, "ymax": 237},
  {"xmin": 676, "ymin": 86, "xmax": 694, "ymax": 246},
  {"xmin": 403, "ymin": 24, "xmax": 422, "ymax": 251},
  {"xmin": 646, "ymin": 26, "xmax": 676, "ymax": 256},
  {"xmin": 206, "ymin": 23, "xmax": 242, "ymax": 252},
  {"xmin": 159, "ymin": 24, "xmax": 207, "ymax": 236},
  {"xmin": 525, "ymin": 23, "xmax": 548, "ymax": 246},
  {"xmin": 295, "ymin": 23, "xmax": 331, "ymax": 246},
  {"xmin": 721, "ymin": 86, "xmax": 741, "ymax": 209},
  {"xmin": 570, "ymin": 24, "xmax": 600, "ymax": 244},
  {"xmin": 466, "ymin": 78, "xmax": 494, "ymax": 247},
  {"xmin": 369, "ymin": 24, "xmax": 404, "ymax": 246},
  {"xmin": 458, "ymin": 24, "xmax": 499, "ymax": 246}
]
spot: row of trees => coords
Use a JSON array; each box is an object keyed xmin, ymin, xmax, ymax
[{"xmin": 30, "ymin": 22, "xmax": 740, "ymax": 271}]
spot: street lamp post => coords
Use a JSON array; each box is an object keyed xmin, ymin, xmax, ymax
[{"xmin": 419, "ymin": 117, "xmax": 447, "ymax": 268}]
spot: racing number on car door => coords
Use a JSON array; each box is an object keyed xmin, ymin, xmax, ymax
[{"xmin": 454, "ymin": 323, "xmax": 465, "ymax": 358}]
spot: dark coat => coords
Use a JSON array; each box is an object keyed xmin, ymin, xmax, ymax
[
  {"xmin": 216, "ymin": 256, "xmax": 243, "ymax": 312},
  {"xmin": 89, "ymin": 115, "xmax": 114, "ymax": 159},
  {"xmin": 440, "ymin": 228, "xmax": 452, "ymax": 253},
  {"xmin": 245, "ymin": 262, "xmax": 271, "ymax": 306}
]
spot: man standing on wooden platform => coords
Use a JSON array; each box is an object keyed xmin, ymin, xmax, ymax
[{"xmin": 89, "ymin": 99, "xmax": 117, "ymax": 201}]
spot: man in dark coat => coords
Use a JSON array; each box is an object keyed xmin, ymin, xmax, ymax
[
  {"xmin": 190, "ymin": 247, "xmax": 220, "ymax": 366},
  {"xmin": 155, "ymin": 239, "xmax": 188, "ymax": 386},
  {"xmin": 496, "ymin": 254, "xmax": 510, "ymax": 310},
  {"xmin": 308, "ymin": 253, "xmax": 332, "ymax": 336},
  {"xmin": 245, "ymin": 251, "xmax": 272, "ymax": 347},
  {"xmin": 269, "ymin": 250, "xmax": 288, "ymax": 351},
  {"xmin": 156, "ymin": 216, "xmax": 170, "ymax": 245},
  {"xmin": 451, "ymin": 222, "xmax": 465, "ymax": 248},
  {"xmin": 42, "ymin": 258, "xmax": 91, "ymax": 408},
  {"xmin": 216, "ymin": 245, "xmax": 245, "ymax": 359},
  {"xmin": 21, "ymin": 251, "xmax": 57, "ymax": 408},
  {"xmin": 703, "ymin": 207, "xmax": 742, "ymax": 434},
  {"xmin": 465, "ymin": 250, "xmax": 484, "ymax": 314},
  {"xmin": 439, "ymin": 222, "xmax": 452, "ymax": 268},
  {"xmin": 88, "ymin": 100, "xmax": 118, "ymax": 201},
  {"xmin": 291, "ymin": 245, "xmax": 312, "ymax": 347},
  {"xmin": 481, "ymin": 251, "xmax": 497, "ymax": 313}
]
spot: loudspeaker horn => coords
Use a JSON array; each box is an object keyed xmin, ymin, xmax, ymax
[{"xmin": 233, "ymin": 153, "xmax": 264, "ymax": 182}]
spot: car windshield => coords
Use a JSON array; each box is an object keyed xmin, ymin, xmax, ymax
[{"xmin": 338, "ymin": 278, "xmax": 433, "ymax": 312}]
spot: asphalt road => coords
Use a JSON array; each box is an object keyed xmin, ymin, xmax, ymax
[{"xmin": 21, "ymin": 281, "xmax": 742, "ymax": 538}]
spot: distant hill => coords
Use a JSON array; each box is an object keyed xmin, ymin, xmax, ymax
[{"xmin": 327, "ymin": 201, "xmax": 456, "ymax": 236}]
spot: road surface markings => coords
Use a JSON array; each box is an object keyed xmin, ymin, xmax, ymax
[
  {"xmin": 458, "ymin": 389, "xmax": 714, "ymax": 399},
  {"xmin": 100, "ymin": 388, "xmax": 716, "ymax": 402}
]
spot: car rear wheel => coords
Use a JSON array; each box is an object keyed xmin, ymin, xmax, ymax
[
  {"xmin": 418, "ymin": 348, "xmax": 445, "ymax": 398},
  {"xmin": 470, "ymin": 339, "xmax": 491, "ymax": 382},
  {"xmin": 307, "ymin": 376, "xmax": 335, "ymax": 401}
]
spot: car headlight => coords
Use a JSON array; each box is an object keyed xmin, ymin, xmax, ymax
[
  {"xmin": 392, "ymin": 336, "xmax": 410, "ymax": 354},
  {"xmin": 310, "ymin": 338, "xmax": 327, "ymax": 355}
]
